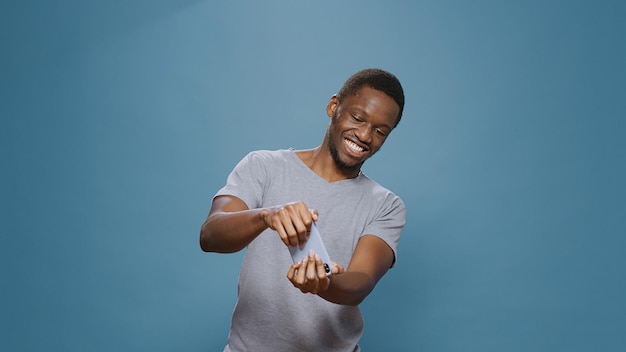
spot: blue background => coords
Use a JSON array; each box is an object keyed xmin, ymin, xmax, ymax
[{"xmin": 2, "ymin": 1, "xmax": 625, "ymax": 351}]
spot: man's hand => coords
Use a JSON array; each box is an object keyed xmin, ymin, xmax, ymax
[
  {"xmin": 287, "ymin": 251, "xmax": 345, "ymax": 294},
  {"xmin": 260, "ymin": 202, "xmax": 318, "ymax": 247}
]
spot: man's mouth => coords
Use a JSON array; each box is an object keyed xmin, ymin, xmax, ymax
[{"xmin": 345, "ymin": 139, "xmax": 366, "ymax": 154}]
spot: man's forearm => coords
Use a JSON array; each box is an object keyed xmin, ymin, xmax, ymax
[
  {"xmin": 200, "ymin": 210, "xmax": 268, "ymax": 253},
  {"xmin": 317, "ymin": 271, "xmax": 376, "ymax": 306}
]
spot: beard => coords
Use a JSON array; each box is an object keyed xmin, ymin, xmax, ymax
[{"xmin": 327, "ymin": 120, "xmax": 364, "ymax": 175}]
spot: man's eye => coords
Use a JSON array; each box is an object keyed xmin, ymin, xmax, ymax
[
  {"xmin": 352, "ymin": 115, "xmax": 363, "ymax": 122},
  {"xmin": 376, "ymin": 129, "xmax": 388, "ymax": 137}
]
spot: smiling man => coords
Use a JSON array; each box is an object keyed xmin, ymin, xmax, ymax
[{"xmin": 200, "ymin": 68, "xmax": 406, "ymax": 352}]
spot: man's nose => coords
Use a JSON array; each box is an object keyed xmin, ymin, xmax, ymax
[{"xmin": 355, "ymin": 124, "xmax": 372, "ymax": 144}]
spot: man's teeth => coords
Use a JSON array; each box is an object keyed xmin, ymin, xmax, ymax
[{"xmin": 345, "ymin": 139, "xmax": 364, "ymax": 153}]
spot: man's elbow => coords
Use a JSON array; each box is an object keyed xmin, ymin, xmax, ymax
[
  {"xmin": 344, "ymin": 296, "xmax": 365, "ymax": 306},
  {"xmin": 349, "ymin": 286, "xmax": 375, "ymax": 306},
  {"xmin": 337, "ymin": 288, "xmax": 373, "ymax": 306},
  {"xmin": 199, "ymin": 223, "xmax": 218, "ymax": 252},
  {"xmin": 199, "ymin": 229, "xmax": 211, "ymax": 252},
  {"xmin": 199, "ymin": 224, "xmax": 243, "ymax": 253}
]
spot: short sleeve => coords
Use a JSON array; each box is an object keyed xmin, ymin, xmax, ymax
[
  {"xmin": 362, "ymin": 193, "xmax": 406, "ymax": 267},
  {"xmin": 214, "ymin": 152, "xmax": 268, "ymax": 209}
]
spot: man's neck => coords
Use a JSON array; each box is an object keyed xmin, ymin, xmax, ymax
[{"xmin": 296, "ymin": 146, "xmax": 360, "ymax": 183}]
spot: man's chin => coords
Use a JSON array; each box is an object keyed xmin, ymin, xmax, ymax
[
  {"xmin": 334, "ymin": 158, "xmax": 363, "ymax": 174},
  {"xmin": 330, "ymin": 144, "xmax": 365, "ymax": 174}
]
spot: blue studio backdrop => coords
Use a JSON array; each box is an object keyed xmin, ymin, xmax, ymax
[{"xmin": 2, "ymin": 1, "xmax": 625, "ymax": 351}]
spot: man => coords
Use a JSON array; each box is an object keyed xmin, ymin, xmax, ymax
[{"xmin": 200, "ymin": 68, "xmax": 406, "ymax": 352}]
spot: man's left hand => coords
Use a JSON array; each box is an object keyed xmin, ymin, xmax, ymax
[{"xmin": 287, "ymin": 251, "xmax": 344, "ymax": 294}]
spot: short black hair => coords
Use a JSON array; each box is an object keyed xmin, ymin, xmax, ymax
[{"xmin": 336, "ymin": 68, "xmax": 405, "ymax": 127}]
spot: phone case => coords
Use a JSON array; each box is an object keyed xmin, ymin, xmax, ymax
[{"xmin": 288, "ymin": 222, "xmax": 333, "ymax": 275}]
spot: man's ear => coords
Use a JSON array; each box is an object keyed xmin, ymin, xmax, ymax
[{"xmin": 326, "ymin": 95, "xmax": 339, "ymax": 118}]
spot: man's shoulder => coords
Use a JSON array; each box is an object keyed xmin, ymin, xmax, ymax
[
  {"xmin": 246, "ymin": 148, "xmax": 293, "ymax": 158},
  {"xmin": 242, "ymin": 148, "xmax": 295, "ymax": 163},
  {"xmin": 236, "ymin": 149, "xmax": 300, "ymax": 174},
  {"xmin": 358, "ymin": 173, "xmax": 405, "ymax": 205}
]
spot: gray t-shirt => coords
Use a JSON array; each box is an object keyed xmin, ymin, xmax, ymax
[{"xmin": 216, "ymin": 149, "xmax": 406, "ymax": 352}]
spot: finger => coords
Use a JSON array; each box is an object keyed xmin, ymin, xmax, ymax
[
  {"xmin": 306, "ymin": 251, "xmax": 317, "ymax": 281},
  {"xmin": 278, "ymin": 211, "xmax": 301, "ymax": 247},
  {"xmin": 334, "ymin": 265, "xmax": 344, "ymax": 274},
  {"xmin": 295, "ymin": 257, "xmax": 308, "ymax": 285},
  {"xmin": 309, "ymin": 208, "xmax": 319, "ymax": 222},
  {"xmin": 319, "ymin": 274, "xmax": 330, "ymax": 292},
  {"xmin": 286, "ymin": 262, "xmax": 300, "ymax": 281},
  {"xmin": 313, "ymin": 254, "xmax": 331, "ymax": 291},
  {"xmin": 331, "ymin": 261, "xmax": 345, "ymax": 274},
  {"xmin": 290, "ymin": 216, "xmax": 309, "ymax": 249},
  {"xmin": 315, "ymin": 254, "xmax": 328, "ymax": 279},
  {"xmin": 292, "ymin": 206, "xmax": 314, "ymax": 247},
  {"xmin": 274, "ymin": 222, "xmax": 291, "ymax": 247},
  {"xmin": 306, "ymin": 254, "xmax": 319, "ymax": 294}
]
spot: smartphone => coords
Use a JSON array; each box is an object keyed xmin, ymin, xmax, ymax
[{"xmin": 288, "ymin": 222, "xmax": 332, "ymax": 275}]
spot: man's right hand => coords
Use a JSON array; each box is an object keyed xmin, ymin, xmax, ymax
[{"xmin": 260, "ymin": 202, "xmax": 318, "ymax": 248}]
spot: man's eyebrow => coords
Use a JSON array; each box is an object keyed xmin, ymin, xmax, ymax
[
  {"xmin": 349, "ymin": 107, "xmax": 369, "ymax": 117},
  {"xmin": 349, "ymin": 108, "xmax": 393, "ymax": 127}
]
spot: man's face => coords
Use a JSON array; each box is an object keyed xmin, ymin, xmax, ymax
[{"xmin": 326, "ymin": 86, "xmax": 400, "ymax": 174}]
